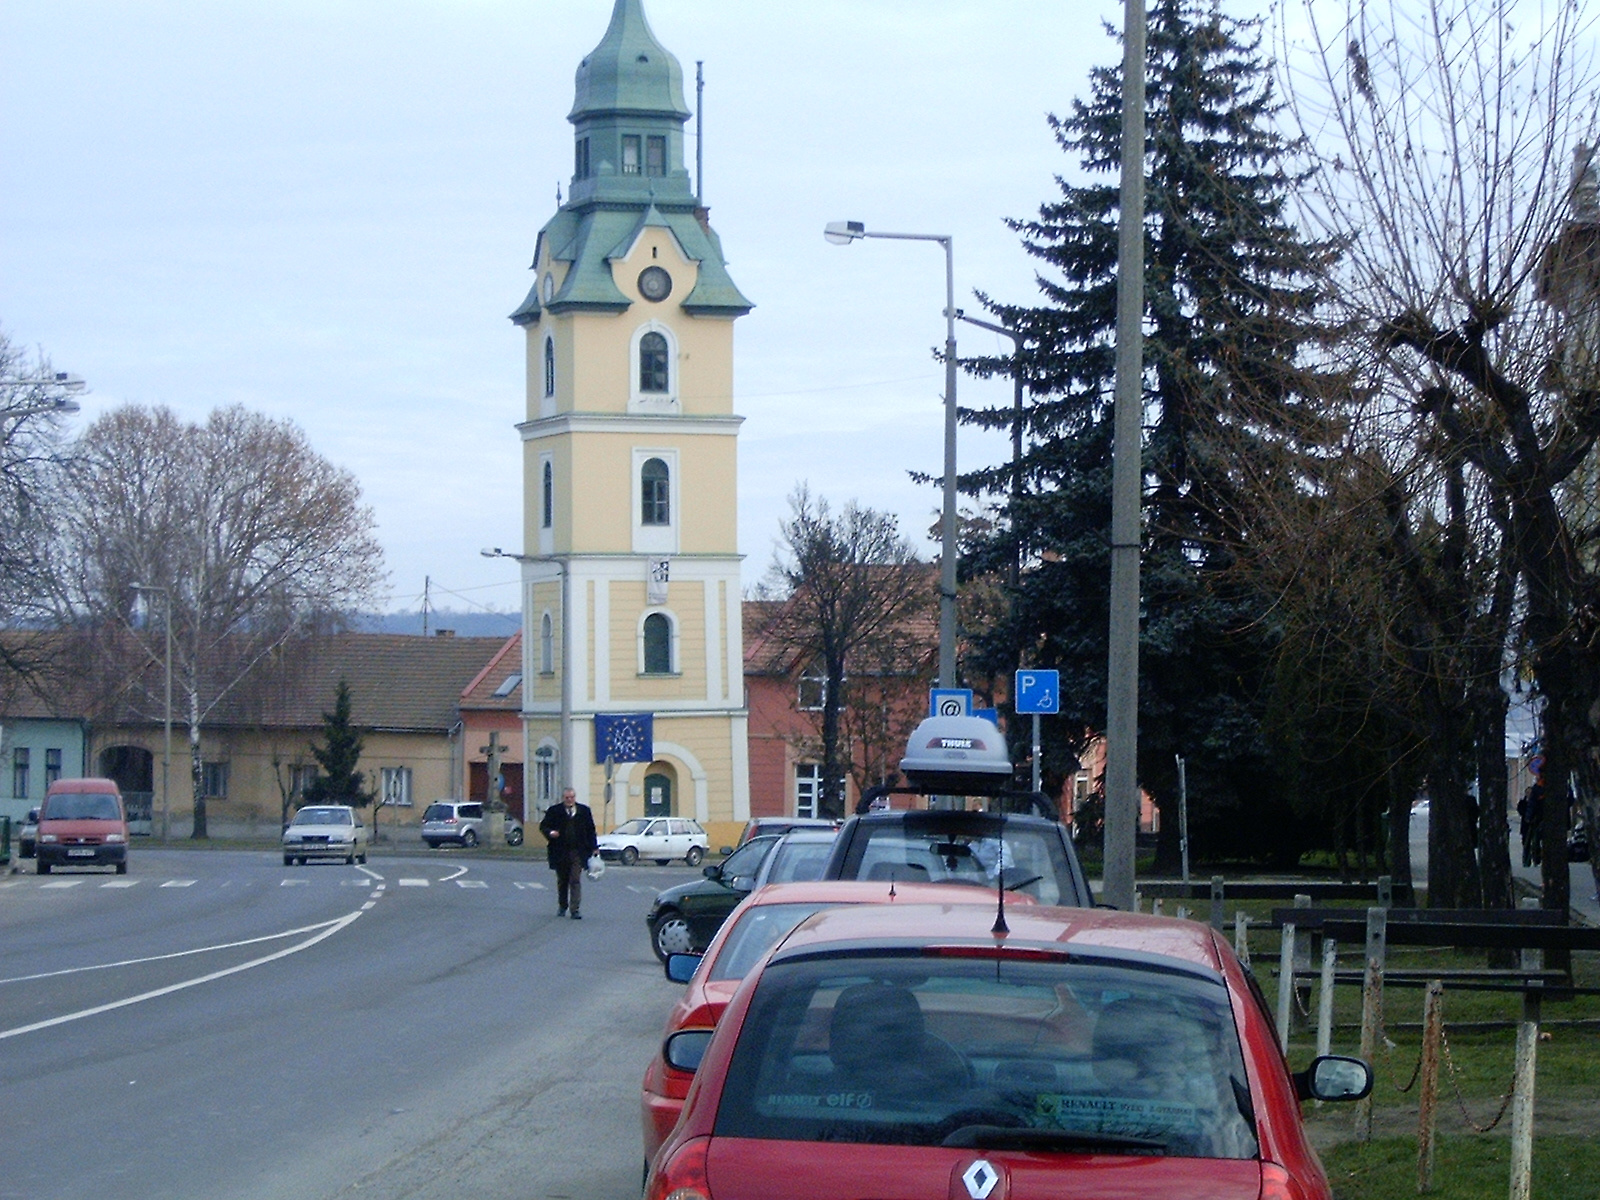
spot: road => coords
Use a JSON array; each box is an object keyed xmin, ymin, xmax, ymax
[{"xmin": 0, "ymin": 848, "xmax": 691, "ymax": 1200}]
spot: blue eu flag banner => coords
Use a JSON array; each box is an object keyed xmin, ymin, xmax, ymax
[{"xmin": 594, "ymin": 713, "xmax": 653, "ymax": 763}]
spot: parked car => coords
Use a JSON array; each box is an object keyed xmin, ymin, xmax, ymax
[
  {"xmin": 598, "ymin": 816, "xmax": 709, "ymax": 866},
  {"xmin": 283, "ymin": 804, "xmax": 369, "ymax": 864},
  {"xmin": 646, "ymin": 902, "xmax": 1373, "ymax": 1200},
  {"xmin": 733, "ymin": 815, "xmax": 839, "ymax": 848},
  {"xmin": 644, "ymin": 834, "xmax": 781, "ymax": 962},
  {"xmin": 17, "ymin": 806, "xmax": 40, "ymax": 858},
  {"xmin": 642, "ymin": 879, "xmax": 1040, "ymax": 1171},
  {"xmin": 421, "ymin": 800, "xmax": 487, "ymax": 848},
  {"xmin": 505, "ymin": 814, "xmax": 525, "ymax": 846},
  {"xmin": 749, "ymin": 827, "xmax": 837, "ymax": 889},
  {"xmin": 34, "ymin": 779, "xmax": 129, "ymax": 875}
]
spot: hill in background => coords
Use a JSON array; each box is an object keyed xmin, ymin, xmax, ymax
[{"xmin": 353, "ymin": 609, "xmax": 522, "ymax": 639}]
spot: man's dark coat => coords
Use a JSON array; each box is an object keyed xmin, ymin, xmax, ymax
[{"xmin": 538, "ymin": 801, "xmax": 599, "ymax": 871}]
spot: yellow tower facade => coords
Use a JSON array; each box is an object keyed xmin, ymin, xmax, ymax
[{"xmin": 511, "ymin": 0, "xmax": 752, "ymax": 846}]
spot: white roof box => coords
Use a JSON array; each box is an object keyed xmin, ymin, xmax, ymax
[{"xmin": 898, "ymin": 715, "xmax": 1013, "ymax": 795}]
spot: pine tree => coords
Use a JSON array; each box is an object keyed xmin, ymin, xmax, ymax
[
  {"xmin": 961, "ymin": 0, "xmax": 1345, "ymax": 867},
  {"xmin": 303, "ymin": 680, "xmax": 374, "ymax": 808}
]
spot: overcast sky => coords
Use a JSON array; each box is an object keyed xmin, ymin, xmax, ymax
[{"xmin": 4, "ymin": 0, "xmax": 1143, "ymax": 619}]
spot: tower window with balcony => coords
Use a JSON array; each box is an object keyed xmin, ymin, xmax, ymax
[
  {"xmin": 621, "ymin": 135, "xmax": 641, "ymax": 174},
  {"xmin": 643, "ymin": 612, "xmax": 672, "ymax": 674},
  {"xmin": 646, "ymin": 135, "xmax": 666, "ymax": 176},
  {"xmin": 543, "ymin": 336, "xmax": 555, "ymax": 397},
  {"xmin": 639, "ymin": 332, "xmax": 669, "ymax": 393},
  {"xmin": 641, "ymin": 457, "xmax": 670, "ymax": 526}
]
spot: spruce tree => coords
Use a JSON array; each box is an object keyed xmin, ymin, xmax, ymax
[
  {"xmin": 303, "ymin": 680, "xmax": 374, "ymax": 808},
  {"xmin": 962, "ymin": 0, "xmax": 1345, "ymax": 867}
]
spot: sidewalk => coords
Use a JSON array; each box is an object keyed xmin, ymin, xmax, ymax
[{"xmin": 1411, "ymin": 805, "xmax": 1600, "ymax": 925}]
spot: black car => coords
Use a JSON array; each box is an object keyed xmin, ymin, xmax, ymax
[
  {"xmin": 645, "ymin": 834, "xmax": 781, "ymax": 962},
  {"xmin": 820, "ymin": 802, "xmax": 1093, "ymax": 908}
]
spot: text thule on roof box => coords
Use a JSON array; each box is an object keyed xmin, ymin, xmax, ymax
[{"xmin": 898, "ymin": 715, "xmax": 1014, "ymax": 795}]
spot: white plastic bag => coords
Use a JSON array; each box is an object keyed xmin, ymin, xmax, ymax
[{"xmin": 586, "ymin": 853, "xmax": 606, "ymax": 880}]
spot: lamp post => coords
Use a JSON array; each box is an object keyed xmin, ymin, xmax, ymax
[
  {"xmin": 954, "ymin": 309, "xmax": 1028, "ymax": 589},
  {"xmin": 129, "ymin": 583, "xmax": 172, "ymax": 842},
  {"xmin": 482, "ymin": 548, "xmax": 569, "ymax": 804},
  {"xmin": 825, "ymin": 220, "xmax": 960, "ymax": 689},
  {"xmin": 1, "ymin": 376, "xmax": 84, "ymax": 433}
]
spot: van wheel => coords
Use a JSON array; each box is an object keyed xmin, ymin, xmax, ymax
[
  {"xmin": 284, "ymin": 855, "xmax": 294, "ymax": 866},
  {"xmin": 36, "ymin": 860, "xmax": 50, "ymax": 875},
  {"xmin": 462, "ymin": 829, "xmax": 479, "ymax": 848},
  {"xmin": 684, "ymin": 846, "xmax": 704, "ymax": 867},
  {"xmin": 620, "ymin": 846, "xmax": 639, "ymax": 866},
  {"xmin": 116, "ymin": 861, "xmax": 128, "ymax": 875},
  {"xmin": 346, "ymin": 852, "xmax": 356, "ymax": 865},
  {"xmin": 358, "ymin": 850, "xmax": 368, "ymax": 864}
]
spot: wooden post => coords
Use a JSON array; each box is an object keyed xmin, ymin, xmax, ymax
[
  {"xmin": 1276, "ymin": 918, "xmax": 1296, "ymax": 1054},
  {"xmin": 1509, "ymin": 900, "xmax": 1542, "ymax": 1200},
  {"xmin": 1378, "ymin": 874, "xmax": 1393, "ymax": 908},
  {"xmin": 1210, "ymin": 875, "xmax": 1224, "ymax": 931},
  {"xmin": 1417, "ymin": 980, "xmax": 1443, "ymax": 1193},
  {"xmin": 1151, "ymin": 897, "xmax": 1164, "ymax": 917},
  {"xmin": 1235, "ymin": 912, "xmax": 1251, "ymax": 967},
  {"xmin": 1315, "ymin": 937, "xmax": 1337, "ymax": 1106},
  {"xmin": 1293, "ymin": 893, "xmax": 1312, "ymax": 1032},
  {"xmin": 1176, "ymin": 904, "xmax": 1190, "ymax": 921},
  {"xmin": 1355, "ymin": 906, "xmax": 1387, "ymax": 1141}
]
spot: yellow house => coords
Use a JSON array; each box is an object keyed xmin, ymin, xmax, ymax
[{"xmin": 509, "ymin": 0, "xmax": 753, "ymax": 849}]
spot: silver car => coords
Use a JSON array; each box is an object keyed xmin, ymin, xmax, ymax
[
  {"xmin": 17, "ymin": 807, "xmax": 39, "ymax": 858},
  {"xmin": 282, "ymin": 805, "xmax": 369, "ymax": 865},
  {"xmin": 421, "ymin": 800, "xmax": 486, "ymax": 848},
  {"xmin": 596, "ymin": 816, "xmax": 708, "ymax": 866}
]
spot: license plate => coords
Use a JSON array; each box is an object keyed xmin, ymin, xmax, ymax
[{"xmin": 67, "ymin": 848, "xmax": 96, "ymax": 857}]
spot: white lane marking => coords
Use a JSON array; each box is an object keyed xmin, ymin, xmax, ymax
[
  {"xmin": 398, "ymin": 878, "xmax": 429, "ymax": 887},
  {"xmin": 355, "ymin": 865, "xmax": 384, "ymax": 881},
  {"xmin": 0, "ymin": 908, "xmax": 365, "ymax": 1042},
  {"xmin": 160, "ymin": 880, "xmax": 196, "ymax": 888},
  {"xmin": 361, "ymin": 901, "xmax": 376, "ymax": 911},
  {"xmin": 0, "ymin": 881, "xmax": 21, "ymax": 889},
  {"xmin": 341, "ymin": 878, "xmax": 373, "ymax": 887},
  {"xmin": 280, "ymin": 879, "xmax": 309, "ymax": 887},
  {"xmin": 101, "ymin": 880, "xmax": 140, "ymax": 888},
  {"xmin": 437, "ymin": 865, "xmax": 469, "ymax": 882},
  {"xmin": 625, "ymin": 884, "xmax": 657, "ymax": 894},
  {"xmin": 40, "ymin": 881, "xmax": 84, "ymax": 889},
  {"xmin": 513, "ymin": 881, "xmax": 547, "ymax": 890},
  {"xmin": 0, "ymin": 914, "xmax": 356, "ymax": 986},
  {"xmin": 455, "ymin": 880, "xmax": 489, "ymax": 889}
]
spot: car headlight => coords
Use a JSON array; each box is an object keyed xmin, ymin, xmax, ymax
[
  {"xmin": 105, "ymin": 833, "xmax": 126, "ymax": 843},
  {"xmin": 39, "ymin": 833, "xmax": 58, "ymax": 843}
]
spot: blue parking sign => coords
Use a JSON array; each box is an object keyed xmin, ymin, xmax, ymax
[{"xmin": 1014, "ymin": 670, "xmax": 1060, "ymax": 715}]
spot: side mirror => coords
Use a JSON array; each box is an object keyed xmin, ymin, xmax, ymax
[
  {"xmin": 664, "ymin": 952, "xmax": 700, "ymax": 983},
  {"xmin": 703, "ymin": 864, "xmax": 722, "ymax": 880},
  {"xmin": 663, "ymin": 1029, "xmax": 713, "ymax": 1074},
  {"xmin": 719, "ymin": 845, "xmax": 734, "ymax": 856},
  {"xmin": 1294, "ymin": 1055, "xmax": 1373, "ymax": 1103}
]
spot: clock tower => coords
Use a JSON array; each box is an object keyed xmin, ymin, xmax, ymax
[{"xmin": 510, "ymin": 0, "xmax": 753, "ymax": 845}]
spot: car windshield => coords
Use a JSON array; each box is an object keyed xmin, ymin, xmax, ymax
[
  {"xmin": 42, "ymin": 794, "xmax": 121, "ymax": 821},
  {"xmin": 423, "ymin": 804, "xmax": 454, "ymax": 822},
  {"xmin": 764, "ymin": 840, "xmax": 835, "ymax": 885},
  {"xmin": 708, "ymin": 902, "xmax": 836, "ymax": 982},
  {"xmin": 715, "ymin": 952, "xmax": 1258, "ymax": 1159},
  {"xmin": 611, "ymin": 820, "xmax": 650, "ymax": 836},
  {"xmin": 842, "ymin": 818, "xmax": 1076, "ymax": 905},
  {"xmin": 293, "ymin": 808, "xmax": 351, "ymax": 826}
]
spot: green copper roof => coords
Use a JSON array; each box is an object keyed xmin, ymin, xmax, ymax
[{"xmin": 570, "ymin": 0, "xmax": 690, "ymax": 122}]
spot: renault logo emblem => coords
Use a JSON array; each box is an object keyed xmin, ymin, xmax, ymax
[{"xmin": 961, "ymin": 1159, "xmax": 999, "ymax": 1200}]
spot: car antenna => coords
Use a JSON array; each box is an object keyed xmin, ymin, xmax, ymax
[{"xmin": 991, "ymin": 831, "xmax": 1009, "ymax": 936}]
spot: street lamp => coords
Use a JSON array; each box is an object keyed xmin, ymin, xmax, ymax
[
  {"xmin": 129, "ymin": 583, "xmax": 172, "ymax": 842},
  {"xmin": 824, "ymin": 220, "xmax": 960, "ymax": 689},
  {"xmin": 1, "ymin": 374, "xmax": 85, "ymax": 429},
  {"xmin": 481, "ymin": 548, "xmax": 570, "ymax": 800}
]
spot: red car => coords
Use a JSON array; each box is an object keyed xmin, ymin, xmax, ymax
[
  {"xmin": 647, "ymin": 903, "xmax": 1372, "ymax": 1200},
  {"xmin": 642, "ymin": 880, "xmax": 1039, "ymax": 1172}
]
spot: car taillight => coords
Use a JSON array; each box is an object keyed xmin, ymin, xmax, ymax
[
  {"xmin": 646, "ymin": 1135, "xmax": 711, "ymax": 1200},
  {"xmin": 1259, "ymin": 1162, "xmax": 1311, "ymax": 1200}
]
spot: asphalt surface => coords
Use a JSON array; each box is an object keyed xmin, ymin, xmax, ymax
[
  {"xmin": 1410, "ymin": 805, "xmax": 1600, "ymax": 924},
  {"xmin": 0, "ymin": 847, "xmax": 695, "ymax": 1200}
]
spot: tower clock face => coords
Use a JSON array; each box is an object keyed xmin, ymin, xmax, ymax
[{"xmin": 637, "ymin": 266, "xmax": 673, "ymax": 302}]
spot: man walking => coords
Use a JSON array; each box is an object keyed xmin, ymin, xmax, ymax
[{"xmin": 539, "ymin": 787, "xmax": 598, "ymax": 919}]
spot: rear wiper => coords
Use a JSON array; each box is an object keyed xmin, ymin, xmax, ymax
[
  {"xmin": 940, "ymin": 1125, "xmax": 1166, "ymax": 1154},
  {"xmin": 1003, "ymin": 874, "xmax": 1043, "ymax": 892}
]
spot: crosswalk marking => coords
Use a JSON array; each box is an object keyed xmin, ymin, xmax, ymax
[
  {"xmin": 455, "ymin": 879, "xmax": 488, "ymax": 888},
  {"xmin": 398, "ymin": 878, "xmax": 429, "ymax": 887},
  {"xmin": 341, "ymin": 878, "xmax": 373, "ymax": 887},
  {"xmin": 160, "ymin": 880, "xmax": 197, "ymax": 888},
  {"xmin": 40, "ymin": 880, "xmax": 83, "ymax": 889},
  {"xmin": 101, "ymin": 880, "xmax": 140, "ymax": 888},
  {"xmin": 280, "ymin": 879, "xmax": 309, "ymax": 887},
  {"xmin": 513, "ymin": 881, "xmax": 548, "ymax": 890}
]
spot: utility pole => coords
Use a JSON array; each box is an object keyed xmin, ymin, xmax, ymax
[{"xmin": 1104, "ymin": 0, "xmax": 1147, "ymax": 911}]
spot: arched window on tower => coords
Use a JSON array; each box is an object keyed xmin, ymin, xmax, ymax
[
  {"xmin": 541, "ymin": 460, "xmax": 554, "ymax": 529},
  {"xmin": 640, "ymin": 457, "xmax": 670, "ymax": 526},
  {"xmin": 638, "ymin": 331, "xmax": 669, "ymax": 394},
  {"xmin": 643, "ymin": 612, "xmax": 672, "ymax": 674},
  {"xmin": 543, "ymin": 336, "xmax": 556, "ymax": 398},
  {"xmin": 540, "ymin": 611, "xmax": 554, "ymax": 674}
]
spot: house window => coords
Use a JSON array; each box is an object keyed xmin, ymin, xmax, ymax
[
  {"xmin": 493, "ymin": 672, "xmax": 523, "ymax": 698},
  {"xmin": 574, "ymin": 136, "xmax": 590, "ymax": 180},
  {"xmin": 534, "ymin": 744, "xmax": 557, "ymax": 805},
  {"xmin": 621, "ymin": 134, "xmax": 641, "ymax": 174},
  {"xmin": 289, "ymin": 764, "xmax": 317, "ymax": 799},
  {"xmin": 540, "ymin": 612, "xmax": 555, "ymax": 674},
  {"xmin": 643, "ymin": 612, "xmax": 672, "ymax": 674},
  {"xmin": 798, "ymin": 670, "xmax": 828, "ymax": 712},
  {"xmin": 542, "ymin": 460, "xmax": 554, "ymax": 529},
  {"xmin": 543, "ymin": 337, "xmax": 555, "ymax": 397},
  {"xmin": 201, "ymin": 761, "xmax": 230, "ymax": 799},
  {"xmin": 646, "ymin": 134, "xmax": 666, "ymax": 176},
  {"xmin": 640, "ymin": 457, "xmax": 670, "ymax": 526},
  {"xmin": 44, "ymin": 748, "xmax": 62, "ymax": 787},
  {"xmin": 638, "ymin": 331, "xmax": 669, "ymax": 394},
  {"xmin": 381, "ymin": 766, "xmax": 413, "ymax": 807},
  {"xmin": 11, "ymin": 748, "xmax": 28, "ymax": 799},
  {"xmin": 795, "ymin": 763, "xmax": 822, "ymax": 819}
]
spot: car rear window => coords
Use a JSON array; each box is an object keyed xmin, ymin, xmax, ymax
[
  {"xmin": 714, "ymin": 953, "xmax": 1258, "ymax": 1159},
  {"xmin": 423, "ymin": 804, "xmax": 454, "ymax": 822},
  {"xmin": 42, "ymin": 793, "xmax": 121, "ymax": 821},
  {"xmin": 708, "ymin": 902, "xmax": 835, "ymax": 982},
  {"xmin": 846, "ymin": 825, "xmax": 1076, "ymax": 905},
  {"xmin": 764, "ymin": 841, "xmax": 834, "ymax": 885}
]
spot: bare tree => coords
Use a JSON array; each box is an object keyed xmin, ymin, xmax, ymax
[
  {"xmin": 1283, "ymin": 0, "xmax": 1600, "ymax": 914},
  {"xmin": 52, "ymin": 405, "xmax": 386, "ymax": 837},
  {"xmin": 765, "ymin": 486, "xmax": 935, "ymax": 817}
]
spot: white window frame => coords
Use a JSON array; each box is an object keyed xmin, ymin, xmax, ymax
[
  {"xmin": 638, "ymin": 608, "xmax": 678, "ymax": 675},
  {"xmin": 540, "ymin": 611, "xmax": 555, "ymax": 674},
  {"xmin": 795, "ymin": 763, "xmax": 821, "ymax": 819},
  {"xmin": 534, "ymin": 742, "xmax": 558, "ymax": 806},
  {"xmin": 631, "ymin": 447, "xmax": 679, "ymax": 554},
  {"xmin": 627, "ymin": 321, "xmax": 679, "ymax": 413},
  {"xmin": 538, "ymin": 453, "xmax": 555, "ymax": 555},
  {"xmin": 381, "ymin": 766, "xmax": 413, "ymax": 807}
]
